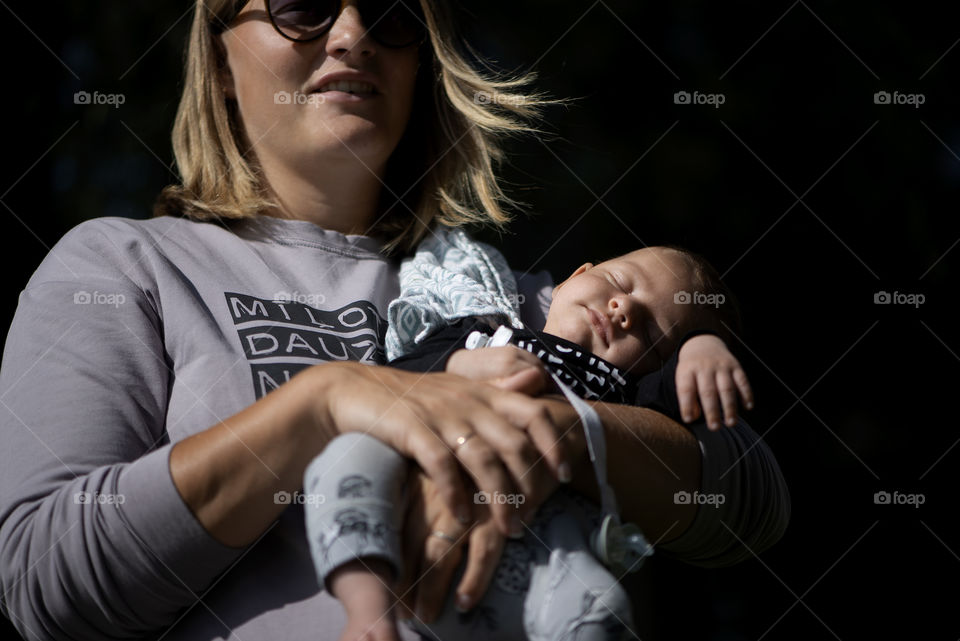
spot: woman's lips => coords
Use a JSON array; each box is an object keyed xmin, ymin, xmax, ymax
[
  {"xmin": 586, "ymin": 307, "xmax": 610, "ymax": 348},
  {"xmin": 306, "ymin": 72, "xmax": 382, "ymax": 104},
  {"xmin": 311, "ymin": 91, "xmax": 377, "ymax": 103}
]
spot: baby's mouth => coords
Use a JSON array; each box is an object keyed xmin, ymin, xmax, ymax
[{"xmin": 586, "ymin": 307, "xmax": 610, "ymax": 348}]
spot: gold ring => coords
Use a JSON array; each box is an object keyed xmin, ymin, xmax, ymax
[
  {"xmin": 430, "ymin": 530, "xmax": 457, "ymax": 545},
  {"xmin": 454, "ymin": 432, "xmax": 476, "ymax": 450}
]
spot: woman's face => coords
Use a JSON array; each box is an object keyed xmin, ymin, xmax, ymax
[{"xmin": 219, "ymin": 0, "xmax": 421, "ymax": 176}]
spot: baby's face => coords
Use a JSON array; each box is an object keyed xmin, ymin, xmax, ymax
[{"xmin": 542, "ymin": 247, "xmax": 696, "ymax": 375}]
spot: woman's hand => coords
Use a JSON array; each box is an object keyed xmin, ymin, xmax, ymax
[
  {"xmin": 310, "ymin": 362, "xmax": 590, "ymax": 619},
  {"xmin": 396, "ymin": 467, "xmax": 510, "ymax": 623},
  {"xmin": 310, "ymin": 362, "xmax": 570, "ymax": 536},
  {"xmin": 446, "ymin": 346, "xmax": 550, "ymax": 396},
  {"xmin": 394, "ymin": 400, "xmax": 590, "ymax": 620}
]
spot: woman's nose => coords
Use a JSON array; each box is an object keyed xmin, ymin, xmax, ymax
[{"xmin": 325, "ymin": 3, "xmax": 376, "ymax": 59}]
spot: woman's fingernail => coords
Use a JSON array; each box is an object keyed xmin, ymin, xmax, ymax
[
  {"xmin": 558, "ymin": 462, "xmax": 572, "ymax": 483},
  {"xmin": 456, "ymin": 593, "xmax": 472, "ymax": 613}
]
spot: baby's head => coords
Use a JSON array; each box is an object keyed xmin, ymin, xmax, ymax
[{"xmin": 542, "ymin": 246, "xmax": 741, "ymax": 375}]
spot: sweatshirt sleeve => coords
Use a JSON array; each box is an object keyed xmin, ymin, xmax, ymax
[
  {"xmin": 654, "ymin": 416, "xmax": 791, "ymax": 567},
  {"xmin": 0, "ymin": 221, "xmax": 244, "ymax": 640},
  {"xmin": 631, "ymin": 332, "xmax": 789, "ymax": 566}
]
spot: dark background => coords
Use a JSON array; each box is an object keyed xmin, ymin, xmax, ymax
[{"xmin": 2, "ymin": 2, "xmax": 957, "ymax": 639}]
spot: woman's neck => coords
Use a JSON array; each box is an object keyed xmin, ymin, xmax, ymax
[{"xmin": 260, "ymin": 157, "xmax": 387, "ymax": 236}]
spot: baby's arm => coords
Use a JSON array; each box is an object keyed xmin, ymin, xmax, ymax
[
  {"xmin": 675, "ymin": 334, "xmax": 754, "ymax": 431},
  {"xmin": 303, "ymin": 434, "xmax": 409, "ymax": 641}
]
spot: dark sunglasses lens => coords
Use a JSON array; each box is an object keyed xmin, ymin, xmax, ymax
[
  {"xmin": 361, "ymin": 0, "xmax": 425, "ymax": 47},
  {"xmin": 268, "ymin": 0, "xmax": 339, "ymax": 40}
]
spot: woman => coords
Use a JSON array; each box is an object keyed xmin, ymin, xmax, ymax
[{"xmin": 0, "ymin": 1, "xmax": 789, "ymax": 640}]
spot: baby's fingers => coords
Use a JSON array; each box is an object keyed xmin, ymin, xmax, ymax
[
  {"xmin": 716, "ymin": 370, "xmax": 740, "ymax": 428},
  {"xmin": 491, "ymin": 366, "xmax": 548, "ymax": 396},
  {"xmin": 733, "ymin": 367, "xmax": 754, "ymax": 410},
  {"xmin": 696, "ymin": 370, "xmax": 723, "ymax": 430},
  {"xmin": 675, "ymin": 368, "xmax": 701, "ymax": 423}
]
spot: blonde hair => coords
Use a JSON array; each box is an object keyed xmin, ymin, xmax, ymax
[{"xmin": 154, "ymin": 0, "xmax": 554, "ymax": 254}]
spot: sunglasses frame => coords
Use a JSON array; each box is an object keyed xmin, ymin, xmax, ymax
[{"xmin": 225, "ymin": 0, "xmax": 426, "ymax": 48}]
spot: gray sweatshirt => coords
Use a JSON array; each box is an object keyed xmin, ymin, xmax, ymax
[{"xmin": 0, "ymin": 215, "xmax": 789, "ymax": 641}]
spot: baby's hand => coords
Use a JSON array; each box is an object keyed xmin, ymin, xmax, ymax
[
  {"xmin": 446, "ymin": 346, "xmax": 549, "ymax": 395},
  {"xmin": 675, "ymin": 334, "xmax": 754, "ymax": 431},
  {"xmin": 330, "ymin": 558, "xmax": 403, "ymax": 641}
]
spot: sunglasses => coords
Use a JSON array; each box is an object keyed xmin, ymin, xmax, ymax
[{"xmin": 224, "ymin": 0, "xmax": 426, "ymax": 48}]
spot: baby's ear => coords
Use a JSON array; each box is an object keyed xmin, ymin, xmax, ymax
[
  {"xmin": 572, "ymin": 262, "xmax": 594, "ymax": 277},
  {"xmin": 552, "ymin": 262, "xmax": 593, "ymax": 296}
]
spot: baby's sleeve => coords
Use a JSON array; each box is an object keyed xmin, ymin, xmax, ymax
[
  {"xmin": 303, "ymin": 433, "xmax": 410, "ymax": 592},
  {"xmin": 388, "ymin": 319, "xmax": 485, "ymax": 373},
  {"xmin": 633, "ymin": 351, "xmax": 682, "ymax": 422},
  {"xmin": 633, "ymin": 329, "xmax": 723, "ymax": 422}
]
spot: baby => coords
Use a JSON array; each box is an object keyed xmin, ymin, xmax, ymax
[{"xmin": 305, "ymin": 246, "xmax": 753, "ymax": 641}]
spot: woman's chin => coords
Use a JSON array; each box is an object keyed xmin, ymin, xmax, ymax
[
  {"xmin": 292, "ymin": 140, "xmax": 388, "ymax": 169},
  {"xmin": 303, "ymin": 122, "xmax": 396, "ymax": 158}
]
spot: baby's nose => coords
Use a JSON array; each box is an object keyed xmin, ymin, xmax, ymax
[{"xmin": 609, "ymin": 296, "xmax": 636, "ymax": 329}]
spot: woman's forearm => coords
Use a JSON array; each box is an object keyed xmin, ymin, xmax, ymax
[
  {"xmin": 562, "ymin": 401, "xmax": 701, "ymax": 543},
  {"xmin": 170, "ymin": 366, "xmax": 336, "ymax": 547}
]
